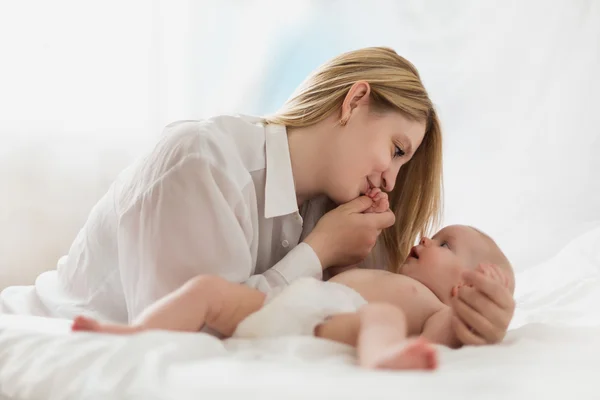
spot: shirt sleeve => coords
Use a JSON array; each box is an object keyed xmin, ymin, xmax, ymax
[
  {"xmin": 116, "ymin": 153, "xmax": 321, "ymax": 322},
  {"xmin": 247, "ymin": 242, "xmax": 322, "ymax": 292}
]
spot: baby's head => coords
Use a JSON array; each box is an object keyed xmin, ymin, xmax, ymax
[{"xmin": 400, "ymin": 225, "xmax": 514, "ymax": 305}]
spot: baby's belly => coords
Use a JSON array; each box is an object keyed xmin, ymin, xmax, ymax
[{"xmin": 330, "ymin": 269, "xmax": 444, "ymax": 335}]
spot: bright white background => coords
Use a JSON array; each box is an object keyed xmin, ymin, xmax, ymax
[{"xmin": 1, "ymin": 0, "xmax": 599, "ymax": 289}]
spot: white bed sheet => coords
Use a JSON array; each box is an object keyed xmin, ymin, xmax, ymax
[{"xmin": 1, "ymin": 225, "xmax": 599, "ymax": 400}]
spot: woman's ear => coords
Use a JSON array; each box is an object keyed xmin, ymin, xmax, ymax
[{"xmin": 340, "ymin": 81, "xmax": 371, "ymax": 125}]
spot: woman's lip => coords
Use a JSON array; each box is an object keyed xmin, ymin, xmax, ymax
[{"xmin": 365, "ymin": 177, "xmax": 375, "ymax": 193}]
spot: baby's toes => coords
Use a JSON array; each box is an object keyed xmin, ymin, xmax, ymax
[
  {"xmin": 368, "ymin": 188, "xmax": 381, "ymax": 199},
  {"xmin": 374, "ymin": 198, "xmax": 389, "ymax": 213}
]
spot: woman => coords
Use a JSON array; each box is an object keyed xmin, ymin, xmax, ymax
[{"xmin": 0, "ymin": 47, "xmax": 513, "ymax": 345}]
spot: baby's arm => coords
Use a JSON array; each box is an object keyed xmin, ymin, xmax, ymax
[
  {"xmin": 315, "ymin": 303, "xmax": 438, "ymax": 370},
  {"xmin": 72, "ymin": 275, "xmax": 265, "ymax": 337},
  {"xmin": 421, "ymin": 307, "xmax": 462, "ymax": 349}
]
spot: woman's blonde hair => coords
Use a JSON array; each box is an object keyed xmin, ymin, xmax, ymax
[{"xmin": 264, "ymin": 47, "xmax": 443, "ymax": 272}]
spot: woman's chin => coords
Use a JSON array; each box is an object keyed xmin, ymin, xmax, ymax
[
  {"xmin": 327, "ymin": 193, "xmax": 352, "ymax": 205},
  {"xmin": 325, "ymin": 186, "xmax": 363, "ymax": 205}
]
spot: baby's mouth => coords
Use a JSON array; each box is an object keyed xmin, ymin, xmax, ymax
[{"xmin": 409, "ymin": 246, "xmax": 419, "ymax": 259}]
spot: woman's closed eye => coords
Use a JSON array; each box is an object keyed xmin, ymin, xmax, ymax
[{"xmin": 394, "ymin": 145, "xmax": 406, "ymax": 158}]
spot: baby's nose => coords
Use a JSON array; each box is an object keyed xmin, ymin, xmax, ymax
[{"xmin": 420, "ymin": 237, "xmax": 431, "ymax": 246}]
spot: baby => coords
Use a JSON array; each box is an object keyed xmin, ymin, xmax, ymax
[{"xmin": 72, "ymin": 218, "xmax": 514, "ymax": 371}]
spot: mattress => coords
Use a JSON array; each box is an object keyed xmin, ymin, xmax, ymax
[{"xmin": 1, "ymin": 225, "xmax": 599, "ymax": 400}]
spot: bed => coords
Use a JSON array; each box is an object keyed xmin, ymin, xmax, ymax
[
  {"xmin": 2, "ymin": 1, "xmax": 600, "ymax": 398},
  {"xmin": 1, "ymin": 225, "xmax": 599, "ymax": 400}
]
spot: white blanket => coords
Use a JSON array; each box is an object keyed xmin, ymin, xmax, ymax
[
  {"xmin": 1, "ymin": 226, "xmax": 599, "ymax": 400},
  {"xmin": 1, "ymin": 319, "xmax": 599, "ymax": 400}
]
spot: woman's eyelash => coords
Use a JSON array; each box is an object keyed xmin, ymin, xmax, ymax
[{"xmin": 394, "ymin": 145, "xmax": 405, "ymax": 158}]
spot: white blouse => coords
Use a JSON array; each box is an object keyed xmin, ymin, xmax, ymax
[{"xmin": 1, "ymin": 115, "xmax": 335, "ymax": 323}]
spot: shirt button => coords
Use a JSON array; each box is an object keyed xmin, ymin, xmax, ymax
[{"xmin": 282, "ymin": 240, "xmax": 290, "ymax": 248}]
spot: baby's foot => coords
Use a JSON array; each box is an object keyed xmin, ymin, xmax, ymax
[
  {"xmin": 364, "ymin": 337, "xmax": 438, "ymax": 371},
  {"xmin": 72, "ymin": 315, "xmax": 143, "ymax": 335},
  {"xmin": 364, "ymin": 188, "xmax": 389, "ymax": 213},
  {"xmin": 365, "ymin": 187, "xmax": 380, "ymax": 199}
]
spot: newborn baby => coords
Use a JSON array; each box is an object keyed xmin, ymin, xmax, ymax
[{"xmin": 72, "ymin": 221, "xmax": 515, "ymax": 371}]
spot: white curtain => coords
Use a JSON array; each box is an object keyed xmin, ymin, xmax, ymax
[{"xmin": 1, "ymin": 0, "xmax": 599, "ymax": 288}]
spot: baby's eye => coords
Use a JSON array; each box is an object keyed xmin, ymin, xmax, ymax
[
  {"xmin": 394, "ymin": 145, "xmax": 405, "ymax": 158},
  {"xmin": 441, "ymin": 241, "xmax": 450, "ymax": 249}
]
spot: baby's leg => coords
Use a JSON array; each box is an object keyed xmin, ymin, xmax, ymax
[
  {"xmin": 72, "ymin": 275, "xmax": 266, "ymax": 337},
  {"xmin": 72, "ymin": 316, "xmax": 143, "ymax": 334},
  {"xmin": 356, "ymin": 303, "xmax": 438, "ymax": 370},
  {"xmin": 315, "ymin": 303, "xmax": 438, "ymax": 370}
]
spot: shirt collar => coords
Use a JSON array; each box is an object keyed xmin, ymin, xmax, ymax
[{"xmin": 264, "ymin": 123, "xmax": 299, "ymax": 219}]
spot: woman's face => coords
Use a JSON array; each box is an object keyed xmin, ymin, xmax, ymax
[{"xmin": 323, "ymin": 90, "xmax": 426, "ymax": 204}]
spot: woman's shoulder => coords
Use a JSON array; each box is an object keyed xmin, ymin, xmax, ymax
[
  {"xmin": 160, "ymin": 114, "xmax": 266, "ymax": 159},
  {"xmin": 163, "ymin": 114, "xmax": 265, "ymax": 137},
  {"xmin": 147, "ymin": 114, "xmax": 264, "ymax": 177},
  {"xmin": 114, "ymin": 115, "xmax": 266, "ymax": 209}
]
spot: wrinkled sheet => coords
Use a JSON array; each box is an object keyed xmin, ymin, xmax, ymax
[{"xmin": 0, "ymin": 319, "xmax": 599, "ymax": 400}]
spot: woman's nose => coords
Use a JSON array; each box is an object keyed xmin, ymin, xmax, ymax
[
  {"xmin": 382, "ymin": 166, "xmax": 399, "ymax": 192},
  {"xmin": 382, "ymin": 176, "xmax": 393, "ymax": 192}
]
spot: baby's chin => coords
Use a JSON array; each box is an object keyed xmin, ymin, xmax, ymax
[
  {"xmin": 403, "ymin": 256, "xmax": 418, "ymax": 265},
  {"xmin": 400, "ymin": 257, "xmax": 419, "ymax": 272}
]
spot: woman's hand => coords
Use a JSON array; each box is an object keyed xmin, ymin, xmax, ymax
[
  {"xmin": 304, "ymin": 195, "xmax": 395, "ymax": 270},
  {"xmin": 450, "ymin": 263, "xmax": 516, "ymax": 345}
]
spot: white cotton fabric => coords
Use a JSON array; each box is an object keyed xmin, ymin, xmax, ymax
[
  {"xmin": 233, "ymin": 277, "xmax": 367, "ymax": 338},
  {"xmin": 0, "ymin": 115, "xmax": 330, "ymax": 323}
]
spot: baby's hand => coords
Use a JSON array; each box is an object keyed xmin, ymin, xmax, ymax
[{"xmin": 364, "ymin": 188, "xmax": 390, "ymax": 213}]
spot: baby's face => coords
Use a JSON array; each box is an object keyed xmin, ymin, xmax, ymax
[{"xmin": 400, "ymin": 225, "xmax": 493, "ymax": 304}]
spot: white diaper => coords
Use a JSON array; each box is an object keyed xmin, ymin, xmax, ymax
[{"xmin": 232, "ymin": 278, "xmax": 367, "ymax": 338}]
